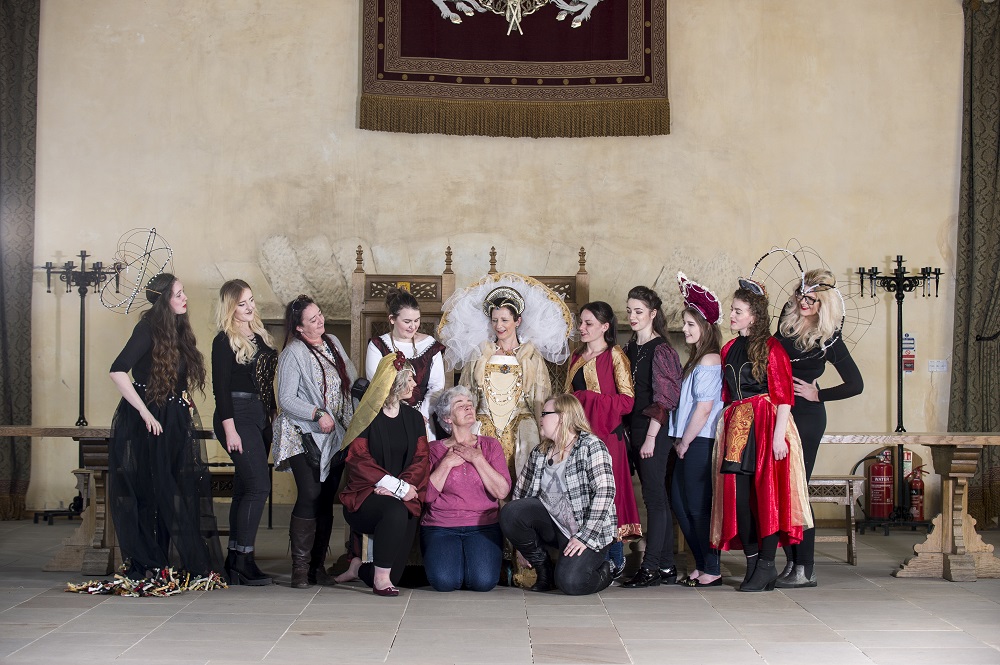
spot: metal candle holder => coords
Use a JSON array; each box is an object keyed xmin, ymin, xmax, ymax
[
  {"xmin": 857, "ymin": 254, "xmax": 942, "ymax": 530},
  {"xmin": 44, "ymin": 251, "xmax": 122, "ymax": 426}
]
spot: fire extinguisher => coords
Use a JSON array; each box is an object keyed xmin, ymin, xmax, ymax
[
  {"xmin": 907, "ymin": 465, "xmax": 928, "ymax": 521},
  {"xmin": 867, "ymin": 455, "xmax": 893, "ymax": 519}
]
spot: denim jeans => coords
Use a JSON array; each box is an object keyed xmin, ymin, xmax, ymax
[
  {"xmin": 670, "ymin": 436, "xmax": 720, "ymax": 575},
  {"xmin": 420, "ymin": 523, "xmax": 503, "ymax": 592}
]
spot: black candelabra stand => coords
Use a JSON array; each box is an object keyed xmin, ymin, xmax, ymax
[
  {"xmin": 857, "ymin": 255, "xmax": 942, "ymax": 533},
  {"xmin": 44, "ymin": 251, "xmax": 122, "ymax": 426}
]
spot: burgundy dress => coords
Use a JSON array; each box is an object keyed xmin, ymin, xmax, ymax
[{"xmin": 566, "ymin": 346, "xmax": 642, "ymax": 539}]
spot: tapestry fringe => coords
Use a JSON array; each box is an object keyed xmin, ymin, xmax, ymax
[
  {"xmin": 359, "ymin": 95, "xmax": 670, "ymax": 139},
  {"xmin": 0, "ymin": 495, "xmax": 27, "ymax": 521}
]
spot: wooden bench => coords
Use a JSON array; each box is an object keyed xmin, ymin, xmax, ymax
[{"xmin": 808, "ymin": 475, "xmax": 865, "ymax": 565}]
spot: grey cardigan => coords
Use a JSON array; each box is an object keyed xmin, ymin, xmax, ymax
[{"xmin": 272, "ymin": 335, "xmax": 357, "ymax": 482}]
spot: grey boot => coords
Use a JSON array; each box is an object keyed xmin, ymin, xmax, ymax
[
  {"xmin": 774, "ymin": 564, "xmax": 817, "ymax": 589},
  {"xmin": 776, "ymin": 559, "xmax": 795, "ymax": 583}
]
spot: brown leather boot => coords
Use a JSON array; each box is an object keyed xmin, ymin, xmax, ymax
[
  {"xmin": 289, "ymin": 516, "xmax": 316, "ymax": 589},
  {"xmin": 308, "ymin": 514, "xmax": 336, "ymax": 586}
]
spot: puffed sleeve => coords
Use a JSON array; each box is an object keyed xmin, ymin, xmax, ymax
[
  {"xmin": 642, "ymin": 342, "xmax": 682, "ymax": 424},
  {"xmin": 365, "ymin": 339, "xmax": 383, "ymax": 382},
  {"xmin": 766, "ymin": 338, "xmax": 794, "ymax": 406}
]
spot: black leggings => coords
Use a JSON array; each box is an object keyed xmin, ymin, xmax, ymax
[
  {"xmin": 784, "ymin": 402, "xmax": 825, "ymax": 567},
  {"xmin": 288, "ymin": 453, "xmax": 343, "ymax": 521},
  {"xmin": 670, "ymin": 436, "xmax": 719, "ymax": 575},
  {"xmin": 735, "ymin": 473, "xmax": 778, "ymax": 561},
  {"xmin": 214, "ymin": 396, "xmax": 270, "ymax": 551},
  {"xmin": 343, "ymin": 494, "xmax": 419, "ymax": 587}
]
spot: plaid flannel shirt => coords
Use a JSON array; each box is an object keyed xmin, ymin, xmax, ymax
[{"xmin": 512, "ymin": 431, "xmax": 617, "ymax": 551}]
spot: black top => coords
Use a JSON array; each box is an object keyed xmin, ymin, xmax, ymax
[
  {"xmin": 211, "ymin": 331, "xmax": 276, "ymax": 421},
  {"xmin": 367, "ymin": 405, "xmax": 423, "ymax": 477},
  {"xmin": 625, "ymin": 337, "xmax": 666, "ymax": 417},
  {"xmin": 773, "ymin": 328, "xmax": 863, "ymax": 404},
  {"xmin": 110, "ymin": 319, "xmax": 187, "ymax": 391},
  {"xmin": 723, "ymin": 336, "xmax": 767, "ymax": 401}
]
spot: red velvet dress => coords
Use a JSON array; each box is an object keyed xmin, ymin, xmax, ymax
[
  {"xmin": 566, "ymin": 346, "xmax": 642, "ymax": 539},
  {"xmin": 709, "ymin": 337, "xmax": 812, "ymax": 551}
]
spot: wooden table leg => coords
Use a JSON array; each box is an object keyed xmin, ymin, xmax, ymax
[{"xmin": 895, "ymin": 445, "xmax": 1000, "ymax": 580}]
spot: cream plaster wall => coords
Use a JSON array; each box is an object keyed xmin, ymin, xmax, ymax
[{"xmin": 29, "ymin": 0, "xmax": 964, "ymax": 518}]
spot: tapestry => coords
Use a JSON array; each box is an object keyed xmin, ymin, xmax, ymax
[{"xmin": 359, "ymin": 0, "xmax": 669, "ymax": 138}]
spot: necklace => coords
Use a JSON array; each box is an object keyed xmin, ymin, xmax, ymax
[
  {"xmin": 629, "ymin": 337, "xmax": 656, "ymax": 385},
  {"xmin": 390, "ymin": 334, "xmax": 417, "ymax": 357},
  {"xmin": 497, "ymin": 341, "xmax": 520, "ymax": 356},
  {"xmin": 484, "ymin": 371, "xmax": 522, "ymax": 405},
  {"xmin": 547, "ymin": 438, "xmax": 575, "ymax": 466}
]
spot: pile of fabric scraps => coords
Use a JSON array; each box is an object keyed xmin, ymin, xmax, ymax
[{"xmin": 65, "ymin": 567, "xmax": 227, "ymax": 597}]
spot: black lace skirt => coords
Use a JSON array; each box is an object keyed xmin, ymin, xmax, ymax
[{"xmin": 109, "ymin": 387, "xmax": 223, "ymax": 577}]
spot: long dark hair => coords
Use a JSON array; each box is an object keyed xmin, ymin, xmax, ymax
[
  {"xmin": 681, "ymin": 307, "xmax": 722, "ymax": 378},
  {"xmin": 142, "ymin": 273, "xmax": 206, "ymax": 406},
  {"xmin": 284, "ymin": 295, "xmax": 350, "ymax": 401},
  {"xmin": 580, "ymin": 301, "xmax": 618, "ymax": 348},
  {"xmin": 626, "ymin": 286, "xmax": 668, "ymax": 341},
  {"xmin": 733, "ymin": 287, "xmax": 771, "ymax": 382},
  {"xmin": 386, "ymin": 287, "xmax": 420, "ymax": 318}
]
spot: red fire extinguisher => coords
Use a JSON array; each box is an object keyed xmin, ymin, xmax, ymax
[
  {"xmin": 867, "ymin": 454, "xmax": 893, "ymax": 519},
  {"xmin": 908, "ymin": 465, "xmax": 928, "ymax": 521}
]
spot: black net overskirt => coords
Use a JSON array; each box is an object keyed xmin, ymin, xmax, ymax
[{"xmin": 109, "ymin": 390, "xmax": 223, "ymax": 576}]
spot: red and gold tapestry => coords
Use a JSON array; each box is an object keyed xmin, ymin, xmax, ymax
[{"xmin": 359, "ymin": 0, "xmax": 668, "ymax": 139}]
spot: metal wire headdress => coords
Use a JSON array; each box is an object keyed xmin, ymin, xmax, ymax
[
  {"xmin": 100, "ymin": 228, "xmax": 174, "ymax": 314},
  {"xmin": 748, "ymin": 240, "xmax": 876, "ymax": 350}
]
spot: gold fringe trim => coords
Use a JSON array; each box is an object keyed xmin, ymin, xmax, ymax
[
  {"xmin": 0, "ymin": 495, "xmax": 27, "ymax": 521},
  {"xmin": 360, "ymin": 95, "xmax": 670, "ymax": 139}
]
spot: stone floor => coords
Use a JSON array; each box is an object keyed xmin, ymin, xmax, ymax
[{"xmin": 1, "ymin": 507, "xmax": 999, "ymax": 665}]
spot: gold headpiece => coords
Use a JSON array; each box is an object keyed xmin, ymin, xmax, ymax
[{"xmin": 482, "ymin": 285, "xmax": 525, "ymax": 317}]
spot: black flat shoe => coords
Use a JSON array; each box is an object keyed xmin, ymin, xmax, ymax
[
  {"xmin": 373, "ymin": 584, "xmax": 399, "ymax": 597},
  {"xmin": 658, "ymin": 566, "xmax": 678, "ymax": 585},
  {"xmin": 621, "ymin": 568, "xmax": 661, "ymax": 588},
  {"xmin": 692, "ymin": 577, "xmax": 723, "ymax": 587}
]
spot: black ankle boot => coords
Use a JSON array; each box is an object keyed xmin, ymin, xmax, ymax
[
  {"xmin": 229, "ymin": 552, "xmax": 272, "ymax": 586},
  {"xmin": 224, "ymin": 549, "xmax": 236, "ymax": 579},
  {"xmin": 739, "ymin": 559, "xmax": 777, "ymax": 592},
  {"xmin": 516, "ymin": 543, "xmax": 553, "ymax": 592},
  {"xmin": 742, "ymin": 554, "xmax": 759, "ymax": 588},
  {"xmin": 776, "ymin": 559, "xmax": 795, "ymax": 583},
  {"xmin": 658, "ymin": 566, "xmax": 678, "ymax": 585}
]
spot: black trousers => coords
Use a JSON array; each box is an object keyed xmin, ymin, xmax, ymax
[
  {"xmin": 214, "ymin": 395, "xmax": 270, "ymax": 551},
  {"xmin": 499, "ymin": 497, "xmax": 610, "ymax": 596},
  {"xmin": 784, "ymin": 401, "xmax": 825, "ymax": 567},
  {"xmin": 629, "ymin": 418, "xmax": 675, "ymax": 571},
  {"xmin": 343, "ymin": 494, "xmax": 419, "ymax": 587},
  {"xmin": 735, "ymin": 473, "xmax": 778, "ymax": 561},
  {"xmin": 670, "ymin": 436, "xmax": 720, "ymax": 575}
]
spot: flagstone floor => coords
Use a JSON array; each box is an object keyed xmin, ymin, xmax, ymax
[{"xmin": 1, "ymin": 506, "xmax": 998, "ymax": 665}]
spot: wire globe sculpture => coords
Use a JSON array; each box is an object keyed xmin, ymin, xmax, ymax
[
  {"xmin": 100, "ymin": 228, "xmax": 174, "ymax": 314},
  {"xmin": 749, "ymin": 239, "xmax": 877, "ymax": 349}
]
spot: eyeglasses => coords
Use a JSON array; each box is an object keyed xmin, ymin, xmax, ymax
[
  {"xmin": 794, "ymin": 290, "xmax": 819, "ymax": 306},
  {"xmin": 540, "ymin": 411, "xmax": 558, "ymax": 418}
]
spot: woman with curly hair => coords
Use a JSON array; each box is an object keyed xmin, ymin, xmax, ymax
[
  {"xmin": 774, "ymin": 269, "xmax": 862, "ymax": 588},
  {"xmin": 109, "ymin": 273, "xmax": 223, "ymax": 579},
  {"xmin": 710, "ymin": 279, "xmax": 811, "ymax": 592}
]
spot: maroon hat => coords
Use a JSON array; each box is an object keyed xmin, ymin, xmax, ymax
[{"xmin": 677, "ymin": 272, "xmax": 722, "ymax": 324}]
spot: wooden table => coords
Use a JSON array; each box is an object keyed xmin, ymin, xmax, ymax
[
  {"xmin": 0, "ymin": 425, "xmax": 214, "ymax": 576},
  {"xmin": 822, "ymin": 433, "xmax": 1000, "ymax": 581}
]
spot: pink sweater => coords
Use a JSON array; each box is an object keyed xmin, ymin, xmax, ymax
[{"xmin": 422, "ymin": 435, "xmax": 511, "ymax": 527}]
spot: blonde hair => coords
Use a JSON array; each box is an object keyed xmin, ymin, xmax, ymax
[
  {"xmin": 384, "ymin": 363, "xmax": 415, "ymax": 408},
  {"xmin": 217, "ymin": 279, "xmax": 274, "ymax": 364},
  {"xmin": 538, "ymin": 393, "xmax": 593, "ymax": 455},
  {"xmin": 779, "ymin": 268, "xmax": 844, "ymax": 353}
]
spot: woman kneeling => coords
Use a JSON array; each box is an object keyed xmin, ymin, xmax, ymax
[
  {"xmin": 500, "ymin": 394, "xmax": 616, "ymax": 596},
  {"xmin": 421, "ymin": 386, "xmax": 511, "ymax": 592}
]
